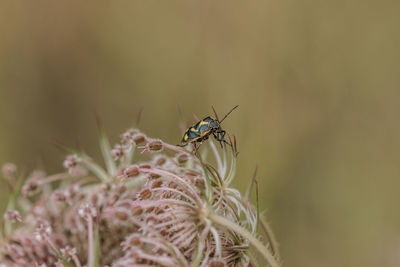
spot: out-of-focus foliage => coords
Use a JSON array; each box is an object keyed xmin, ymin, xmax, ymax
[{"xmin": 0, "ymin": 1, "xmax": 399, "ymax": 266}]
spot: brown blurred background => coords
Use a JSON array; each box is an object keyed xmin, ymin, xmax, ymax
[{"xmin": 1, "ymin": 1, "xmax": 399, "ymax": 266}]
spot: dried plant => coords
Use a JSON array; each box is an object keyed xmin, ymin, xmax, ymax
[{"xmin": 0, "ymin": 123, "xmax": 281, "ymax": 266}]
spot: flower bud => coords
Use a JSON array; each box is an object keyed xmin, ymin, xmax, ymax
[
  {"xmin": 145, "ymin": 215, "xmax": 158, "ymax": 225},
  {"xmin": 146, "ymin": 206, "xmax": 155, "ymax": 213},
  {"xmin": 7, "ymin": 244, "xmax": 24, "ymax": 258},
  {"xmin": 118, "ymin": 184, "xmax": 127, "ymax": 194},
  {"xmin": 151, "ymin": 180, "xmax": 163, "ymax": 188},
  {"xmin": 3, "ymin": 210, "xmax": 22, "ymax": 223},
  {"xmin": 123, "ymin": 165, "xmax": 139, "ymax": 177},
  {"xmin": 2, "ymin": 163, "xmax": 17, "ymax": 181},
  {"xmin": 78, "ymin": 203, "xmax": 97, "ymax": 219},
  {"xmin": 121, "ymin": 128, "xmax": 138, "ymax": 141},
  {"xmin": 68, "ymin": 184, "xmax": 80, "ymax": 197},
  {"xmin": 139, "ymin": 163, "xmax": 151, "ymax": 169},
  {"xmin": 111, "ymin": 145, "xmax": 124, "ymax": 160},
  {"xmin": 60, "ymin": 246, "xmax": 77, "ymax": 257},
  {"xmin": 176, "ymin": 153, "xmax": 189, "ymax": 164},
  {"xmin": 130, "ymin": 238, "xmax": 141, "ymax": 247},
  {"xmin": 133, "ymin": 133, "xmax": 146, "ymax": 144},
  {"xmin": 153, "ymin": 155, "xmax": 166, "ymax": 166},
  {"xmin": 148, "ymin": 140, "xmax": 163, "ymax": 151},
  {"xmin": 52, "ymin": 190, "xmax": 71, "ymax": 204},
  {"xmin": 139, "ymin": 189, "xmax": 152, "ymax": 200},
  {"xmin": 132, "ymin": 205, "xmax": 143, "ymax": 216},
  {"xmin": 150, "ymin": 173, "xmax": 161, "ymax": 179},
  {"xmin": 116, "ymin": 200, "xmax": 132, "ymax": 209},
  {"xmin": 63, "ymin": 154, "xmax": 81, "ymax": 169},
  {"xmin": 35, "ymin": 224, "xmax": 52, "ymax": 242},
  {"xmin": 168, "ymin": 181, "xmax": 178, "ymax": 189},
  {"xmin": 115, "ymin": 209, "xmax": 129, "ymax": 221},
  {"xmin": 22, "ymin": 178, "xmax": 39, "ymax": 196}
]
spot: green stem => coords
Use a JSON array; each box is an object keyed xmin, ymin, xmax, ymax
[
  {"xmin": 3, "ymin": 168, "xmax": 26, "ymax": 237},
  {"xmin": 93, "ymin": 223, "xmax": 100, "ymax": 267},
  {"xmin": 224, "ymin": 151, "xmax": 237, "ymax": 187},
  {"xmin": 191, "ymin": 236, "xmax": 204, "ymax": 267},
  {"xmin": 209, "ymin": 140, "xmax": 224, "ymax": 176},
  {"xmin": 87, "ymin": 215, "xmax": 100, "ymax": 267},
  {"xmin": 81, "ymin": 159, "xmax": 109, "ymax": 181},
  {"xmin": 97, "ymin": 117, "xmax": 117, "ymax": 176},
  {"xmin": 123, "ymin": 145, "xmax": 136, "ymax": 166},
  {"xmin": 192, "ymin": 220, "xmax": 211, "ymax": 267},
  {"xmin": 195, "ymin": 152, "xmax": 213, "ymax": 204},
  {"xmin": 208, "ymin": 213, "xmax": 280, "ymax": 267},
  {"xmin": 260, "ymin": 216, "xmax": 280, "ymax": 262},
  {"xmin": 45, "ymin": 236, "xmax": 74, "ymax": 267}
]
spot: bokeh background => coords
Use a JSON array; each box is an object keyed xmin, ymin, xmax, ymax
[{"xmin": 1, "ymin": 1, "xmax": 399, "ymax": 266}]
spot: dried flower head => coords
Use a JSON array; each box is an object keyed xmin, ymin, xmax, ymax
[{"xmin": 0, "ymin": 125, "xmax": 280, "ymax": 267}]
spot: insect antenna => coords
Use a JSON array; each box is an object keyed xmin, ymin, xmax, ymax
[{"xmin": 219, "ymin": 105, "xmax": 239, "ymax": 124}]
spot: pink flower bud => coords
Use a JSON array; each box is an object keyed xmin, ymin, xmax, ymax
[
  {"xmin": 63, "ymin": 154, "xmax": 81, "ymax": 169},
  {"xmin": 22, "ymin": 178, "xmax": 39, "ymax": 196},
  {"xmin": 176, "ymin": 153, "xmax": 189, "ymax": 164},
  {"xmin": 139, "ymin": 163, "xmax": 151, "ymax": 169},
  {"xmin": 115, "ymin": 209, "xmax": 129, "ymax": 221},
  {"xmin": 123, "ymin": 165, "xmax": 140, "ymax": 177},
  {"xmin": 3, "ymin": 210, "xmax": 22, "ymax": 222},
  {"xmin": 132, "ymin": 133, "xmax": 146, "ymax": 144},
  {"xmin": 153, "ymin": 155, "xmax": 166, "ymax": 166},
  {"xmin": 151, "ymin": 180, "xmax": 163, "ymax": 188},
  {"xmin": 78, "ymin": 203, "xmax": 97, "ymax": 219},
  {"xmin": 148, "ymin": 140, "xmax": 163, "ymax": 151},
  {"xmin": 63, "ymin": 154, "xmax": 82, "ymax": 175},
  {"xmin": 52, "ymin": 190, "xmax": 71, "ymax": 204},
  {"xmin": 139, "ymin": 189, "xmax": 152, "ymax": 199},
  {"xmin": 121, "ymin": 129, "xmax": 138, "ymax": 141},
  {"xmin": 132, "ymin": 206, "xmax": 143, "ymax": 216},
  {"xmin": 60, "ymin": 246, "xmax": 77, "ymax": 257},
  {"xmin": 35, "ymin": 224, "xmax": 52, "ymax": 242},
  {"xmin": 111, "ymin": 145, "xmax": 124, "ymax": 160},
  {"xmin": 2, "ymin": 163, "xmax": 17, "ymax": 180}
]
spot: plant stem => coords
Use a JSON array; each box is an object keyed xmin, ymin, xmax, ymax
[
  {"xmin": 260, "ymin": 216, "xmax": 280, "ymax": 262},
  {"xmin": 208, "ymin": 213, "xmax": 280, "ymax": 267},
  {"xmin": 195, "ymin": 152, "xmax": 213, "ymax": 204},
  {"xmin": 87, "ymin": 215, "xmax": 95, "ymax": 267}
]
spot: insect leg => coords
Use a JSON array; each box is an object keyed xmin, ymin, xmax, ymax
[
  {"xmin": 212, "ymin": 132, "xmax": 223, "ymax": 148},
  {"xmin": 190, "ymin": 142, "xmax": 199, "ymax": 153},
  {"xmin": 217, "ymin": 130, "xmax": 232, "ymax": 147},
  {"xmin": 219, "ymin": 130, "xmax": 226, "ymax": 140},
  {"xmin": 213, "ymin": 130, "xmax": 231, "ymax": 147}
]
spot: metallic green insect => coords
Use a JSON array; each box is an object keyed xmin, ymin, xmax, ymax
[{"xmin": 178, "ymin": 105, "xmax": 239, "ymax": 149}]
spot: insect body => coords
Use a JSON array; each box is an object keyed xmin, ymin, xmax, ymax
[{"xmin": 178, "ymin": 105, "xmax": 238, "ymax": 149}]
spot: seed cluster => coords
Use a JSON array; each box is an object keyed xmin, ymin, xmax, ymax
[{"xmin": 0, "ymin": 128, "xmax": 279, "ymax": 266}]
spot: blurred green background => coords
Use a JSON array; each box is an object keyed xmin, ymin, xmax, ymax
[{"xmin": 1, "ymin": 1, "xmax": 399, "ymax": 266}]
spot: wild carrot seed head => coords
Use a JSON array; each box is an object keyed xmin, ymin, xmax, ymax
[{"xmin": 0, "ymin": 123, "xmax": 279, "ymax": 267}]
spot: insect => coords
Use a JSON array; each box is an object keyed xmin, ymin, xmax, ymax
[{"xmin": 178, "ymin": 105, "xmax": 239, "ymax": 150}]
